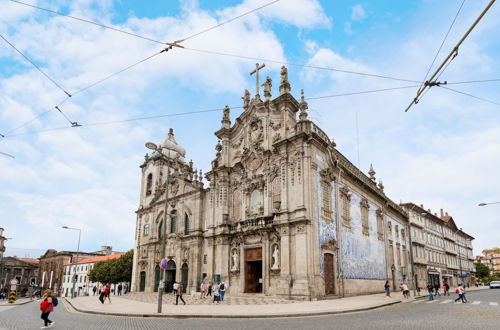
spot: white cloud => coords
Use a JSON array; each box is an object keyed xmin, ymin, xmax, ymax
[{"xmin": 351, "ymin": 4, "xmax": 367, "ymax": 21}]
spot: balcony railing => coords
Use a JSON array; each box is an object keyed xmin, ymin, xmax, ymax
[
  {"xmin": 412, "ymin": 236, "xmax": 426, "ymax": 245},
  {"xmin": 443, "ymin": 231, "xmax": 456, "ymax": 241},
  {"xmin": 445, "ymin": 247, "xmax": 457, "ymax": 255},
  {"xmin": 409, "ymin": 217, "xmax": 424, "ymax": 228},
  {"xmin": 414, "ymin": 257, "xmax": 428, "ymax": 265}
]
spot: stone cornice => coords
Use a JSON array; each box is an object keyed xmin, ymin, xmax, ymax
[{"xmin": 333, "ymin": 149, "xmax": 407, "ymax": 220}]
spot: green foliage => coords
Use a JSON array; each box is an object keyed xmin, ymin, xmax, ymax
[
  {"xmin": 88, "ymin": 250, "xmax": 133, "ymax": 284},
  {"xmin": 482, "ymin": 275, "xmax": 500, "ymax": 283},
  {"xmin": 474, "ymin": 262, "xmax": 490, "ymax": 278},
  {"xmin": 482, "ymin": 247, "xmax": 500, "ymax": 255}
]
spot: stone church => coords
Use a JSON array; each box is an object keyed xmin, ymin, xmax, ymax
[{"xmin": 131, "ymin": 66, "xmax": 411, "ymax": 299}]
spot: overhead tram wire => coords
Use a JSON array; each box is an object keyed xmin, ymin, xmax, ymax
[
  {"xmin": 438, "ymin": 85, "xmax": 500, "ymax": 107},
  {"xmin": 8, "ymin": 0, "xmax": 418, "ymax": 84},
  {"xmin": 416, "ymin": 0, "xmax": 467, "ymax": 95},
  {"xmin": 178, "ymin": 0, "xmax": 281, "ymax": 42},
  {"xmin": 2, "ymin": 0, "xmax": 281, "ymax": 135},
  {"xmin": 4, "ymin": 84, "xmax": 420, "ymax": 138},
  {"xmin": 404, "ymin": 0, "xmax": 496, "ymax": 112},
  {"xmin": 0, "ymin": 33, "xmax": 71, "ymax": 97}
]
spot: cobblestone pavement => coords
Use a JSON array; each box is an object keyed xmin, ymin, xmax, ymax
[
  {"xmin": 0, "ymin": 289, "xmax": 498, "ymax": 330},
  {"xmin": 120, "ymin": 292, "xmax": 298, "ymax": 305}
]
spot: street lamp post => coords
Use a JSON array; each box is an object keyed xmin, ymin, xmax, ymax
[
  {"xmin": 62, "ymin": 226, "xmax": 81, "ymax": 299},
  {"xmin": 478, "ymin": 201, "xmax": 500, "ymax": 206},
  {"xmin": 145, "ymin": 141, "xmax": 179, "ymax": 313},
  {"xmin": 453, "ymin": 227, "xmax": 464, "ymax": 285}
]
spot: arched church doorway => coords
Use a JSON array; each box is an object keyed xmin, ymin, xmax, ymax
[
  {"xmin": 181, "ymin": 263, "xmax": 189, "ymax": 292},
  {"xmin": 165, "ymin": 260, "xmax": 176, "ymax": 293},
  {"xmin": 154, "ymin": 265, "xmax": 160, "ymax": 292},
  {"xmin": 324, "ymin": 253, "xmax": 335, "ymax": 295},
  {"xmin": 245, "ymin": 248, "xmax": 262, "ymax": 293}
]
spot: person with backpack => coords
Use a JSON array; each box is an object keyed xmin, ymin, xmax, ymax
[
  {"xmin": 219, "ymin": 280, "xmax": 228, "ymax": 302},
  {"xmin": 207, "ymin": 282, "xmax": 213, "ymax": 297},
  {"xmin": 454, "ymin": 284, "xmax": 466, "ymax": 303},
  {"xmin": 104, "ymin": 283, "xmax": 112, "ymax": 303},
  {"xmin": 39, "ymin": 289, "xmax": 57, "ymax": 329}
]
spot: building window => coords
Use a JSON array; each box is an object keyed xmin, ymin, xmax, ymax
[
  {"xmin": 396, "ymin": 244, "xmax": 401, "ymax": 266},
  {"xmin": 376, "ymin": 209, "xmax": 384, "ymax": 240},
  {"xmin": 146, "ymin": 173, "xmax": 153, "ymax": 196},
  {"xmin": 143, "ymin": 224, "xmax": 150, "ymax": 236},
  {"xmin": 387, "ymin": 221, "xmax": 392, "ymax": 236},
  {"xmin": 232, "ymin": 189, "xmax": 242, "ymax": 221},
  {"xmin": 250, "ymin": 190, "xmax": 261, "ymax": 214},
  {"xmin": 401, "ymin": 229, "xmax": 405, "ymax": 241},
  {"xmin": 321, "ymin": 181, "xmax": 333, "ymax": 223},
  {"xmin": 272, "ymin": 177, "xmax": 281, "ymax": 203},
  {"xmin": 184, "ymin": 213, "xmax": 189, "ymax": 235},
  {"xmin": 170, "ymin": 210, "xmax": 177, "ymax": 233},
  {"xmin": 360, "ymin": 198, "xmax": 369, "ymax": 235},
  {"xmin": 395, "ymin": 225, "xmax": 399, "ymax": 240},
  {"xmin": 203, "ymin": 255, "xmax": 207, "ymax": 264},
  {"xmin": 158, "ymin": 221, "xmax": 163, "ymax": 238},
  {"xmin": 339, "ymin": 186, "xmax": 351, "ymax": 227}
]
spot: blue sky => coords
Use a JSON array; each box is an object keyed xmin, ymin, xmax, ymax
[{"xmin": 1, "ymin": 0, "xmax": 499, "ymax": 257}]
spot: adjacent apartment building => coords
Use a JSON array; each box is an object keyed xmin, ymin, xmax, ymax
[
  {"xmin": 61, "ymin": 253, "xmax": 124, "ymax": 297},
  {"xmin": 402, "ymin": 203, "xmax": 475, "ymax": 289},
  {"xmin": 38, "ymin": 246, "xmax": 115, "ymax": 294}
]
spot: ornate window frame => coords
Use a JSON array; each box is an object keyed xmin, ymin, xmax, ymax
[
  {"xmin": 339, "ymin": 186, "xmax": 351, "ymax": 228},
  {"xmin": 360, "ymin": 198, "xmax": 370, "ymax": 236},
  {"xmin": 376, "ymin": 209, "xmax": 384, "ymax": 241}
]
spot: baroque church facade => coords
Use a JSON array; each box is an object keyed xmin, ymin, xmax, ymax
[{"xmin": 131, "ymin": 66, "xmax": 411, "ymax": 299}]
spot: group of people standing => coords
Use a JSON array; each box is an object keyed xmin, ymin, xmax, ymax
[
  {"xmin": 199, "ymin": 280, "xmax": 228, "ymax": 304},
  {"xmin": 385, "ymin": 280, "xmax": 468, "ymax": 304}
]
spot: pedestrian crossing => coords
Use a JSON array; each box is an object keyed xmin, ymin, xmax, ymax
[{"xmin": 411, "ymin": 299, "xmax": 499, "ymax": 306}]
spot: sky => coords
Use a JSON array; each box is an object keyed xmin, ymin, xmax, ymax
[{"xmin": 1, "ymin": 0, "xmax": 499, "ymax": 258}]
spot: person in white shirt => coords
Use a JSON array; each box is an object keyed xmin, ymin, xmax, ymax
[{"xmin": 172, "ymin": 282, "xmax": 179, "ymax": 295}]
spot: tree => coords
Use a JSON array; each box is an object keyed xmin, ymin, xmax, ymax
[
  {"xmin": 88, "ymin": 250, "xmax": 133, "ymax": 284},
  {"xmin": 482, "ymin": 247, "xmax": 500, "ymax": 255},
  {"xmin": 474, "ymin": 262, "xmax": 490, "ymax": 279}
]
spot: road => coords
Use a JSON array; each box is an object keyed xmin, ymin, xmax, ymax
[{"xmin": 0, "ymin": 289, "xmax": 499, "ymax": 330}]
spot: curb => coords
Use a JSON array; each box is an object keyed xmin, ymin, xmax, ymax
[
  {"xmin": 63, "ymin": 298, "xmax": 402, "ymax": 319},
  {"xmin": 0, "ymin": 299, "xmax": 34, "ymax": 306}
]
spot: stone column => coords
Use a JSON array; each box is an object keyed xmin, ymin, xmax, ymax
[
  {"xmin": 291, "ymin": 224, "xmax": 310, "ymax": 298},
  {"xmin": 263, "ymin": 232, "xmax": 270, "ymax": 295}
]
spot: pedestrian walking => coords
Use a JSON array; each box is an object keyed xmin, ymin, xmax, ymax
[
  {"xmin": 207, "ymin": 282, "xmax": 213, "ymax": 297},
  {"xmin": 219, "ymin": 280, "xmax": 227, "ymax": 302},
  {"xmin": 443, "ymin": 283, "xmax": 450, "ymax": 296},
  {"xmin": 104, "ymin": 283, "xmax": 112, "ymax": 303},
  {"xmin": 384, "ymin": 280, "xmax": 391, "ymax": 298},
  {"xmin": 39, "ymin": 289, "xmax": 55, "ymax": 329},
  {"xmin": 175, "ymin": 282, "xmax": 186, "ymax": 305},
  {"xmin": 427, "ymin": 283, "xmax": 434, "ymax": 301},
  {"xmin": 117, "ymin": 284, "xmax": 122, "ymax": 296},
  {"xmin": 454, "ymin": 284, "xmax": 466, "ymax": 303},
  {"xmin": 400, "ymin": 283, "xmax": 410, "ymax": 299},
  {"xmin": 212, "ymin": 283, "xmax": 221, "ymax": 304},
  {"xmin": 200, "ymin": 282, "xmax": 207, "ymax": 299},
  {"xmin": 434, "ymin": 283, "xmax": 441, "ymax": 296},
  {"xmin": 173, "ymin": 281, "xmax": 179, "ymax": 295},
  {"xmin": 92, "ymin": 286, "xmax": 97, "ymax": 296}
]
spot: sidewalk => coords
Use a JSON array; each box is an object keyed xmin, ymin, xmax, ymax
[{"xmin": 64, "ymin": 292, "xmax": 407, "ymax": 319}]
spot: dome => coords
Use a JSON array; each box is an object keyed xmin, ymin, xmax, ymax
[{"xmin": 160, "ymin": 128, "xmax": 186, "ymax": 158}]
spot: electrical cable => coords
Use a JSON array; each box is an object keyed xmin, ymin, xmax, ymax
[
  {"xmin": 180, "ymin": 0, "xmax": 281, "ymax": 42},
  {"xmin": 418, "ymin": 0, "xmax": 466, "ymax": 93},
  {"xmin": 0, "ymin": 33, "xmax": 70, "ymax": 97},
  {"xmin": 3, "ymin": 84, "xmax": 421, "ymax": 138},
  {"xmin": 446, "ymin": 78, "xmax": 500, "ymax": 85},
  {"xmin": 8, "ymin": 0, "xmax": 419, "ymax": 84},
  {"xmin": 439, "ymin": 85, "xmax": 500, "ymax": 107},
  {"xmin": 181, "ymin": 47, "xmax": 421, "ymax": 84}
]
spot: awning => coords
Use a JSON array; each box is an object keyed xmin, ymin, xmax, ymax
[
  {"xmin": 442, "ymin": 274, "xmax": 453, "ymax": 278},
  {"xmin": 428, "ymin": 271, "xmax": 440, "ymax": 275}
]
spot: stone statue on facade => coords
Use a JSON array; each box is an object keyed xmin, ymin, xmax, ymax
[
  {"xmin": 279, "ymin": 65, "xmax": 291, "ymax": 95},
  {"xmin": 242, "ymin": 89, "xmax": 251, "ymax": 110},
  {"xmin": 231, "ymin": 249, "xmax": 239, "ymax": 271},
  {"xmin": 271, "ymin": 245, "xmax": 280, "ymax": 270},
  {"xmin": 262, "ymin": 76, "xmax": 272, "ymax": 101}
]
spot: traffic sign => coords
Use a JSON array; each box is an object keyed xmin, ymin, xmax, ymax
[{"xmin": 9, "ymin": 279, "xmax": 18, "ymax": 285}]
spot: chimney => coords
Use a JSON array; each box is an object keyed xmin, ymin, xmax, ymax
[
  {"xmin": 440, "ymin": 208, "xmax": 444, "ymax": 218},
  {"xmin": 445, "ymin": 212, "xmax": 449, "ymax": 217},
  {"xmin": 428, "ymin": 209, "xmax": 431, "ymax": 213},
  {"xmin": 420, "ymin": 204, "xmax": 424, "ymax": 208}
]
